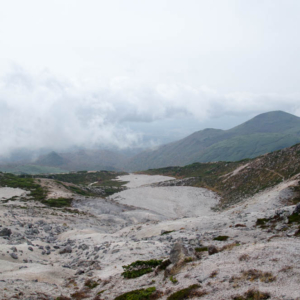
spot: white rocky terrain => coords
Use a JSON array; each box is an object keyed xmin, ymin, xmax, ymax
[{"xmin": 0, "ymin": 172, "xmax": 300, "ymax": 300}]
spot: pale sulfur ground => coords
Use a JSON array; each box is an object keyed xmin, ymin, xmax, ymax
[
  {"xmin": 115, "ymin": 173, "xmax": 175, "ymax": 188},
  {"xmin": 0, "ymin": 187, "xmax": 28, "ymax": 200},
  {"xmin": 1, "ymin": 173, "xmax": 300, "ymax": 299}
]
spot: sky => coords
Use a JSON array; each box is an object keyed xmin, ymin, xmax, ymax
[{"xmin": 1, "ymin": 0, "xmax": 300, "ymax": 156}]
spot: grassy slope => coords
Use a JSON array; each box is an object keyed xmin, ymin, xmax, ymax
[
  {"xmin": 36, "ymin": 170, "xmax": 128, "ymax": 186},
  {"xmin": 142, "ymin": 143, "xmax": 300, "ymax": 208},
  {"xmin": 0, "ymin": 170, "xmax": 129, "ymax": 204},
  {"xmin": 127, "ymin": 111, "xmax": 300, "ymax": 171}
]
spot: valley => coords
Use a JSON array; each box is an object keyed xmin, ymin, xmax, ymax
[{"xmin": 1, "ymin": 147, "xmax": 300, "ymax": 299}]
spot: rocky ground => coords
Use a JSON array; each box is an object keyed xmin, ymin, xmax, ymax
[{"xmin": 0, "ymin": 173, "xmax": 300, "ymax": 299}]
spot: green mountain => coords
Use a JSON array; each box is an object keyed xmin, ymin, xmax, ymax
[
  {"xmin": 36, "ymin": 151, "xmax": 68, "ymax": 167},
  {"xmin": 34, "ymin": 149, "xmax": 128, "ymax": 172},
  {"xmin": 127, "ymin": 111, "xmax": 300, "ymax": 170}
]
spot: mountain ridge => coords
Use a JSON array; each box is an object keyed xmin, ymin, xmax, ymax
[{"xmin": 126, "ymin": 111, "xmax": 300, "ymax": 170}]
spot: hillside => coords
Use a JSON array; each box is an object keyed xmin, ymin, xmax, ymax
[
  {"xmin": 127, "ymin": 111, "xmax": 300, "ymax": 170},
  {"xmin": 141, "ymin": 142, "xmax": 300, "ymax": 208},
  {"xmin": 1, "ymin": 152, "xmax": 300, "ymax": 299},
  {"xmin": 34, "ymin": 149, "xmax": 129, "ymax": 172}
]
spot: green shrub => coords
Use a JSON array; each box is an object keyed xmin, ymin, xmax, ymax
[
  {"xmin": 213, "ymin": 236, "xmax": 229, "ymax": 241},
  {"xmin": 44, "ymin": 197, "xmax": 73, "ymax": 207},
  {"xmin": 161, "ymin": 230, "xmax": 175, "ymax": 235},
  {"xmin": 84, "ymin": 279, "xmax": 99, "ymax": 289},
  {"xmin": 195, "ymin": 247, "xmax": 208, "ymax": 252},
  {"xmin": 167, "ymin": 284, "xmax": 201, "ymax": 300},
  {"xmin": 122, "ymin": 259, "xmax": 163, "ymax": 279},
  {"xmin": 114, "ymin": 287, "xmax": 157, "ymax": 300},
  {"xmin": 288, "ymin": 213, "xmax": 300, "ymax": 224},
  {"xmin": 157, "ymin": 259, "xmax": 171, "ymax": 270},
  {"xmin": 232, "ymin": 288, "xmax": 270, "ymax": 300}
]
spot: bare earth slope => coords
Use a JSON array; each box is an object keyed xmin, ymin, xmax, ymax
[{"xmin": 1, "ymin": 172, "xmax": 300, "ymax": 299}]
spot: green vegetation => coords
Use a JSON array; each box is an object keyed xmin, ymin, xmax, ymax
[
  {"xmin": 232, "ymin": 289, "xmax": 270, "ymax": 300},
  {"xmin": 213, "ymin": 235, "xmax": 229, "ymax": 241},
  {"xmin": 36, "ymin": 170, "xmax": 128, "ymax": 197},
  {"xmin": 114, "ymin": 287, "xmax": 158, "ymax": 300},
  {"xmin": 166, "ymin": 284, "xmax": 203, "ymax": 300},
  {"xmin": 84, "ymin": 279, "xmax": 99, "ymax": 289},
  {"xmin": 184, "ymin": 257, "xmax": 193, "ymax": 263},
  {"xmin": 169, "ymin": 275, "xmax": 178, "ymax": 284},
  {"xmin": 0, "ymin": 164, "xmax": 66, "ymax": 175},
  {"xmin": 44, "ymin": 197, "xmax": 73, "ymax": 207},
  {"xmin": 157, "ymin": 259, "xmax": 171, "ymax": 270},
  {"xmin": 288, "ymin": 212, "xmax": 300, "ymax": 224},
  {"xmin": 256, "ymin": 218, "xmax": 269, "ymax": 229},
  {"xmin": 0, "ymin": 173, "xmax": 46, "ymax": 201},
  {"xmin": 121, "ymin": 259, "xmax": 163, "ymax": 279},
  {"xmin": 142, "ymin": 142, "xmax": 300, "ymax": 208},
  {"xmin": 242, "ymin": 269, "xmax": 276, "ymax": 283},
  {"xmin": 256, "ymin": 211, "xmax": 300, "ymax": 236},
  {"xmin": 129, "ymin": 111, "xmax": 300, "ymax": 171},
  {"xmin": 195, "ymin": 246, "xmax": 208, "ymax": 252},
  {"xmin": 36, "ymin": 170, "xmax": 127, "ymax": 186},
  {"xmin": 161, "ymin": 230, "xmax": 175, "ymax": 235}
]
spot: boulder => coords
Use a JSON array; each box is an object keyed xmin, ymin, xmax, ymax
[
  {"xmin": 79, "ymin": 244, "xmax": 89, "ymax": 251},
  {"xmin": 0, "ymin": 228, "xmax": 12, "ymax": 237},
  {"xmin": 10, "ymin": 253, "xmax": 18, "ymax": 259},
  {"xmin": 169, "ymin": 241, "xmax": 189, "ymax": 264},
  {"xmin": 294, "ymin": 203, "xmax": 300, "ymax": 214},
  {"xmin": 208, "ymin": 245, "xmax": 218, "ymax": 255},
  {"xmin": 59, "ymin": 246, "xmax": 72, "ymax": 254}
]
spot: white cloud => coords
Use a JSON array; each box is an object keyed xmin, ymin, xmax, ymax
[{"xmin": 0, "ymin": 67, "xmax": 300, "ymax": 156}]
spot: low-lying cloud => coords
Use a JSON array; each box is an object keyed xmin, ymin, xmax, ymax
[{"xmin": 1, "ymin": 66, "xmax": 300, "ymax": 157}]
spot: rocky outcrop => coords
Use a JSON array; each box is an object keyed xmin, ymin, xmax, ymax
[{"xmin": 0, "ymin": 228, "xmax": 12, "ymax": 237}]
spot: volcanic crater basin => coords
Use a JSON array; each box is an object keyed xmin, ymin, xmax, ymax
[{"xmin": 110, "ymin": 184, "xmax": 219, "ymax": 219}]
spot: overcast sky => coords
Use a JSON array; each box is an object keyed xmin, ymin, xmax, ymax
[{"xmin": 1, "ymin": 0, "xmax": 300, "ymax": 156}]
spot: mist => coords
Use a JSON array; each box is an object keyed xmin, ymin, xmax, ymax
[
  {"xmin": 1, "ymin": 66, "xmax": 300, "ymax": 158},
  {"xmin": 1, "ymin": 1, "xmax": 300, "ymax": 158}
]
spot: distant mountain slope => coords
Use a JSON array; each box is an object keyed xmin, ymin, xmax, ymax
[
  {"xmin": 34, "ymin": 149, "xmax": 128, "ymax": 172},
  {"xmin": 36, "ymin": 151, "xmax": 68, "ymax": 167},
  {"xmin": 127, "ymin": 111, "xmax": 300, "ymax": 170}
]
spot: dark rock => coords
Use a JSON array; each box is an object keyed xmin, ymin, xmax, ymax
[
  {"xmin": 62, "ymin": 264, "xmax": 71, "ymax": 268},
  {"xmin": 10, "ymin": 253, "xmax": 18, "ymax": 259},
  {"xmin": 11, "ymin": 247, "xmax": 17, "ymax": 252},
  {"xmin": 28, "ymin": 247, "xmax": 33, "ymax": 251},
  {"xmin": 25, "ymin": 228, "xmax": 39, "ymax": 235},
  {"xmin": 79, "ymin": 244, "xmax": 89, "ymax": 251},
  {"xmin": 75, "ymin": 269, "xmax": 84, "ymax": 275},
  {"xmin": 43, "ymin": 225, "xmax": 52, "ymax": 232},
  {"xmin": 36, "ymin": 220, "xmax": 46, "ymax": 226},
  {"xmin": 59, "ymin": 246, "xmax": 72, "ymax": 254},
  {"xmin": 39, "ymin": 246, "xmax": 44, "ymax": 250},
  {"xmin": 0, "ymin": 228, "xmax": 12, "ymax": 237},
  {"xmin": 169, "ymin": 241, "xmax": 189, "ymax": 264},
  {"xmin": 208, "ymin": 245, "xmax": 218, "ymax": 255},
  {"xmin": 294, "ymin": 203, "xmax": 300, "ymax": 214}
]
